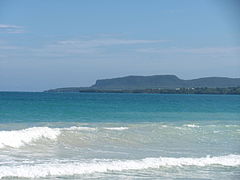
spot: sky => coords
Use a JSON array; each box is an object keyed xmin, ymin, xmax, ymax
[{"xmin": 0, "ymin": 0, "xmax": 240, "ymax": 91}]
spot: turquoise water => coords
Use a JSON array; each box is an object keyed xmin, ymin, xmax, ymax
[{"xmin": 0, "ymin": 92, "xmax": 239, "ymax": 179}]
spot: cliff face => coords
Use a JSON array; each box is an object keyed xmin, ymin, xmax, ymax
[
  {"xmin": 90, "ymin": 75, "xmax": 240, "ymax": 90},
  {"xmin": 91, "ymin": 75, "xmax": 183, "ymax": 90}
]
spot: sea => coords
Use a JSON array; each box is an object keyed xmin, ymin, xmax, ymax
[{"xmin": 0, "ymin": 92, "xmax": 239, "ymax": 179}]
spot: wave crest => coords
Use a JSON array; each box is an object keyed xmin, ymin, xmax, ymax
[
  {"xmin": 0, "ymin": 155, "xmax": 239, "ymax": 178},
  {"xmin": 0, "ymin": 127, "xmax": 60, "ymax": 148},
  {"xmin": 104, "ymin": 127, "xmax": 128, "ymax": 130}
]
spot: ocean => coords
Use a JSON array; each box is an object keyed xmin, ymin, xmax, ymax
[{"xmin": 0, "ymin": 92, "xmax": 239, "ymax": 179}]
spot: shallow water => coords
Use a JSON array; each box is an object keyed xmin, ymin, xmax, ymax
[{"xmin": 0, "ymin": 92, "xmax": 239, "ymax": 179}]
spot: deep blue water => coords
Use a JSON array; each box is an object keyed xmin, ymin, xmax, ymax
[{"xmin": 0, "ymin": 92, "xmax": 239, "ymax": 123}]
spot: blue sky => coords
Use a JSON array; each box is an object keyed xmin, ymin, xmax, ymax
[{"xmin": 0, "ymin": 0, "xmax": 240, "ymax": 91}]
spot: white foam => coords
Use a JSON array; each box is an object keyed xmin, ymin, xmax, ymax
[
  {"xmin": 183, "ymin": 124, "xmax": 200, "ymax": 128},
  {"xmin": 64, "ymin": 126, "xmax": 97, "ymax": 131},
  {"xmin": 0, "ymin": 126, "xmax": 99, "ymax": 148},
  {"xmin": 225, "ymin": 125, "xmax": 239, "ymax": 128},
  {"xmin": 0, "ymin": 155, "xmax": 239, "ymax": 178},
  {"xmin": 0, "ymin": 127, "xmax": 60, "ymax": 148},
  {"xmin": 161, "ymin": 125, "xmax": 168, "ymax": 128},
  {"xmin": 104, "ymin": 127, "xmax": 128, "ymax": 131}
]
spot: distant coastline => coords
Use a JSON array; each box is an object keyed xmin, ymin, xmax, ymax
[
  {"xmin": 45, "ymin": 87, "xmax": 240, "ymax": 95},
  {"xmin": 45, "ymin": 75, "xmax": 240, "ymax": 95}
]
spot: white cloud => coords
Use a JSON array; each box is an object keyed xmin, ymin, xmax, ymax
[
  {"xmin": 34, "ymin": 38, "xmax": 167, "ymax": 57},
  {"xmin": 0, "ymin": 37, "xmax": 167, "ymax": 58},
  {"xmin": 56, "ymin": 38, "xmax": 167, "ymax": 47},
  {"xmin": 0, "ymin": 24, "xmax": 21, "ymax": 28},
  {"xmin": 0, "ymin": 24, "xmax": 25, "ymax": 34},
  {"xmin": 5, "ymin": 37, "xmax": 166, "ymax": 58},
  {"xmin": 0, "ymin": 40, "xmax": 24, "ymax": 50},
  {"xmin": 0, "ymin": 45, "xmax": 22, "ymax": 50},
  {"xmin": 137, "ymin": 47, "xmax": 240, "ymax": 55}
]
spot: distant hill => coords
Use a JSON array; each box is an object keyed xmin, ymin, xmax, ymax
[
  {"xmin": 90, "ymin": 75, "xmax": 240, "ymax": 90},
  {"xmin": 46, "ymin": 75, "xmax": 240, "ymax": 92}
]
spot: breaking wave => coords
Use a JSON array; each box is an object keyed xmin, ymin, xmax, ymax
[
  {"xmin": 104, "ymin": 127, "xmax": 128, "ymax": 130},
  {"xmin": 183, "ymin": 124, "xmax": 200, "ymax": 128},
  {"xmin": 63, "ymin": 126, "xmax": 97, "ymax": 131},
  {"xmin": 0, "ymin": 127, "xmax": 60, "ymax": 148},
  {"xmin": 0, "ymin": 126, "xmax": 129, "ymax": 148},
  {"xmin": 0, "ymin": 155, "xmax": 239, "ymax": 178},
  {"xmin": 0, "ymin": 126, "xmax": 95, "ymax": 148}
]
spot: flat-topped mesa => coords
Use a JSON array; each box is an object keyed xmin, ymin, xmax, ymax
[
  {"xmin": 45, "ymin": 75, "xmax": 240, "ymax": 92},
  {"xmin": 91, "ymin": 75, "xmax": 183, "ymax": 90},
  {"xmin": 90, "ymin": 75, "xmax": 240, "ymax": 90}
]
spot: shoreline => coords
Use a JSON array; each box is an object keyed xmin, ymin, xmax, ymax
[{"xmin": 44, "ymin": 87, "xmax": 240, "ymax": 95}]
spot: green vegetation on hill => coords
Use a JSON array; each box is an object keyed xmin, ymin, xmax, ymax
[
  {"xmin": 45, "ymin": 75, "xmax": 240, "ymax": 94},
  {"xmin": 91, "ymin": 75, "xmax": 240, "ymax": 90},
  {"xmin": 46, "ymin": 87, "xmax": 240, "ymax": 95}
]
